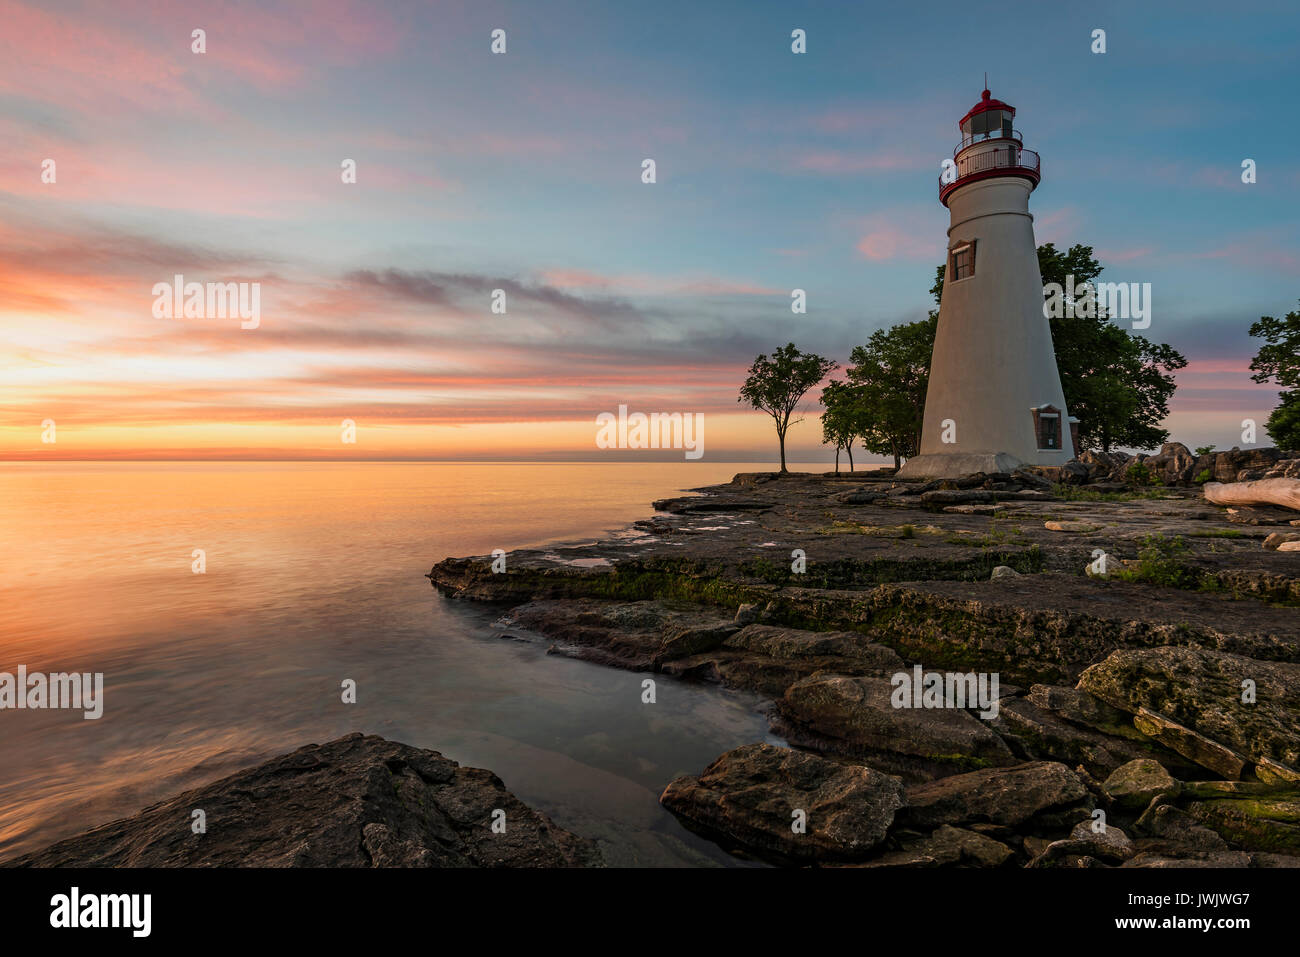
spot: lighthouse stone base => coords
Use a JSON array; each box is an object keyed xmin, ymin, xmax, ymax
[{"xmin": 895, "ymin": 451, "xmax": 1024, "ymax": 480}]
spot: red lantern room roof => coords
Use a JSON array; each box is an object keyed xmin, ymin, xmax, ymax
[{"xmin": 959, "ymin": 89, "xmax": 1015, "ymax": 127}]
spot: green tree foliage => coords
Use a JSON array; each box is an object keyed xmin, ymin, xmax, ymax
[
  {"xmin": 933, "ymin": 243, "xmax": 1186, "ymax": 453},
  {"xmin": 845, "ymin": 315, "xmax": 937, "ymax": 469},
  {"xmin": 1249, "ymin": 302, "xmax": 1300, "ymax": 450},
  {"xmin": 739, "ymin": 343, "xmax": 837, "ymax": 473},
  {"xmin": 820, "ymin": 379, "xmax": 864, "ymax": 472}
]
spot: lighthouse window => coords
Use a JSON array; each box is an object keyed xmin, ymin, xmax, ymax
[
  {"xmin": 950, "ymin": 243, "xmax": 975, "ymax": 281},
  {"xmin": 1032, "ymin": 406, "xmax": 1062, "ymax": 450}
]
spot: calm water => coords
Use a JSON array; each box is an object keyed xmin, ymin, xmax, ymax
[{"xmin": 0, "ymin": 461, "xmax": 820, "ymax": 866}]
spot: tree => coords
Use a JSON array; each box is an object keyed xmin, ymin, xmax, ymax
[
  {"xmin": 932, "ymin": 242, "xmax": 1186, "ymax": 453},
  {"xmin": 820, "ymin": 379, "xmax": 869, "ymax": 472},
  {"xmin": 739, "ymin": 343, "xmax": 837, "ymax": 473},
  {"xmin": 845, "ymin": 315, "xmax": 936, "ymax": 469},
  {"xmin": 1249, "ymin": 302, "xmax": 1300, "ymax": 450}
]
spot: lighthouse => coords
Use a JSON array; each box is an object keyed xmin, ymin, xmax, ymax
[{"xmin": 898, "ymin": 89, "xmax": 1077, "ymax": 479}]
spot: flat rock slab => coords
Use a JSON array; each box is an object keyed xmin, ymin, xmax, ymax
[
  {"xmin": 3, "ymin": 734, "xmax": 601, "ymax": 868},
  {"xmin": 659, "ymin": 743, "xmax": 905, "ymax": 863},
  {"xmin": 1132, "ymin": 708, "xmax": 1249, "ymax": 780}
]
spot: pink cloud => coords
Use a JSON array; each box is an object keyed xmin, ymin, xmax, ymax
[
  {"xmin": 0, "ymin": 0, "xmax": 403, "ymax": 120},
  {"xmin": 855, "ymin": 221, "xmax": 939, "ymax": 262}
]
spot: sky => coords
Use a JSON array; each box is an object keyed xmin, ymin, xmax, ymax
[{"xmin": 1, "ymin": 0, "xmax": 1297, "ymax": 462}]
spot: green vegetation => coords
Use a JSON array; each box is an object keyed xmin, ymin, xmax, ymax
[
  {"xmin": 1248, "ymin": 301, "xmax": 1300, "ymax": 450},
  {"xmin": 826, "ymin": 315, "xmax": 936, "ymax": 470},
  {"xmin": 1052, "ymin": 483, "xmax": 1164, "ymax": 502},
  {"xmin": 1125, "ymin": 461, "xmax": 1162, "ymax": 486},
  {"xmin": 1194, "ymin": 468, "xmax": 1214, "ymax": 484},
  {"xmin": 739, "ymin": 343, "xmax": 837, "ymax": 473},
  {"xmin": 1195, "ymin": 445, "xmax": 1216, "ymax": 456},
  {"xmin": 1114, "ymin": 534, "xmax": 1200, "ymax": 589}
]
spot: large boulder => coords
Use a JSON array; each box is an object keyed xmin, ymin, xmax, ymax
[
  {"xmin": 1102, "ymin": 759, "xmax": 1179, "ymax": 809},
  {"xmin": 3, "ymin": 734, "xmax": 601, "ymax": 867},
  {"xmin": 1212, "ymin": 447, "xmax": 1286, "ymax": 484},
  {"xmin": 1077, "ymin": 647, "xmax": 1300, "ymax": 779},
  {"xmin": 1144, "ymin": 442, "xmax": 1197, "ymax": 486},
  {"xmin": 1077, "ymin": 450, "xmax": 1124, "ymax": 482},
  {"xmin": 774, "ymin": 673, "xmax": 1016, "ymax": 780},
  {"xmin": 896, "ymin": 761, "xmax": 1094, "ymax": 831},
  {"xmin": 659, "ymin": 743, "xmax": 905, "ymax": 863}
]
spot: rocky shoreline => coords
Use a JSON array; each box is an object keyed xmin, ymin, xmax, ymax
[
  {"xmin": 430, "ymin": 447, "xmax": 1300, "ymax": 867},
  {"xmin": 4, "ymin": 734, "xmax": 601, "ymax": 868},
  {"xmin": 10, "ymin": 446, "xmax": 1297, "ymax": 868}
]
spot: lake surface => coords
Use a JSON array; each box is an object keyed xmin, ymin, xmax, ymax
[{"xmin": 0, "ymin": 461, "xmax": 825, "ymax": 865}]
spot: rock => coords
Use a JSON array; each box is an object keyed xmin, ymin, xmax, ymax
[
  {"xmin": 1134, "ymin": 801, "xmax": 1230, "ymax": 854},
  {"xmin": 943, "ymin": 504, "xmax": 1005, "ymax": 514},
  {"xmin": 659, "ymin": 744, "xmax": 905, "ymax": 863},
  {"xmin": 1131, "ymin": 708, "xmax": 1249, "ymax": 780},
  {"xmin": 1027, "ymin": 685, "xmax": 1148, "ymax": 742},
  {"xmin": 896, "ymin": 761, "xmax": 1094, "ymax": 831},
  {"xmin": 906, "ymin": 824, "xmax": 1015, "ymax": 867},
  {"xmin": 3, "ymin": 734, "xmax": 600, "ymax": 867},
  {"xmin": 1044, "ymin": 520, "xmax": 1101, "ymax": 532},
  {"xmin": 1204, "ymin": 478, "xmax": 1300, "ymax": 512},
  {"xmin": 1184, "ymin": 797, "xmax": 1300, "ymax": 854},
  {"xmin": 774, "ymin": 673, "xmax": 1016, "ymax": 780},
  {"xmin": 1144, "ymin": 442, "xmax": 1197, "ymax": 486},
  {"xmin": 921, "ymin": 489, "xmax": 999, "ymax": 505},
  {"xmin": 1057, "ymin": 460, "xmax": 1092, "ymax": 485},
  {"xmin": 1012, "ymin": 468, "xmax": 1055, "ymax": 491},
  {"xmin": 658, "ymin": 620, "xmax": 740, "ymax": 661},
  {"xmin": 990, "ymin": 565, "xmax": 1020, "ymax": 580},
  {"xmin": 734, "ymin": 603, "xmax": 759, "ymax": 625},
  {"xmin": 852, "ymin": 850, "xmax": 941, "ymax": 868},
  {"xmin": 1263, "ymin": 532, "xmax": 1300, "ymax": 550},
  {"xmin": 1261, "ymin": 459, "xmax": 1300, "ymax": 480},
  {"xmin": 1028, "ymin": 826, "xmax": 1134, "ymax": 867},
  {"xmin": 1078, "ymin": 647, "xmax": 1300, "ymax": 777},
  {"xmin": 1210, "ymin": 447, "xmax": 1287, "ymax": 484},
  {"xmin": 1257, "ymin": 757, "xmax": 1300, "ymax": 786},
  {"xmin": 723, "ymin": 625, "xmax": 902, "ymax": 670},
  {"xmin": 1069, "ymin": 819, "xmax": 1135, "ymax": 860},
  {"xmin": 662, "ymin": 624, "xmax": 904, "ymax": 698},
  {"xmin": 836, "ymin": 489, "xmax": 888, "ymax": 504},
  {"xmin": 1078, "ymin": 450, "xmax": 1123, "ymax": 481},
  {"xmin": 1279, "ymin": 541, "xmax": 1300, "ymax": 552},
  {"xmin": 1224, "ymin": 505, "xmax": 1298, "ymax": 525},
  {"xmin": 991, "ymin": 698, "xmax": 1195, "ymax": 780},
  {"xmin": 1122, "ymin": 850, "xmax": 1252, "ymax": 868},
  {"xmin": 1102, "ymin": 759, "xmax": 1179, "ymax": 809}
]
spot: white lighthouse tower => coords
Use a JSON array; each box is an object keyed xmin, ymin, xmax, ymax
[{"xmin": 898, "ymin": 89, "xmax": 1076, "ymax": 479}]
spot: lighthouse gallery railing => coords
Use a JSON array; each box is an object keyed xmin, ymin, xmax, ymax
[
  {"xmin": 939, "ymin": 145, "xmax": 1040, "ymax": 193},
  {"xmin": 941, "ymin": 144, "xmax": 1040, "ymax": 193}
]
